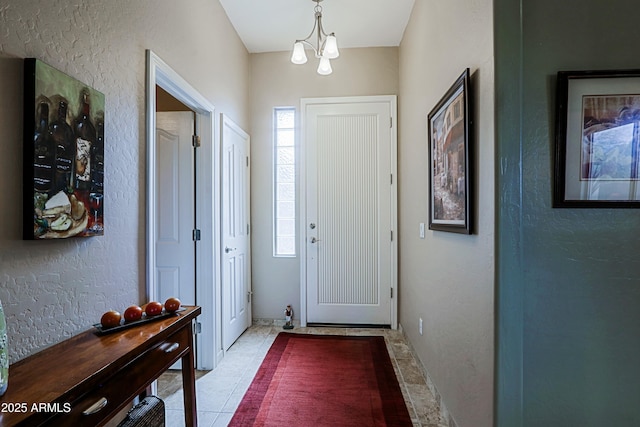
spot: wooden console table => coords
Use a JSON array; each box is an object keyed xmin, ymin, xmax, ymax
[{"xmin": 0, "ymin": 305, "xmax": 201, "ymax": 427}]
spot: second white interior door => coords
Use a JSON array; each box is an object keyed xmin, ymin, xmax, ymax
[{"xmin": 221, "ymin": 115, "xmax": 251, "ymax": 350}]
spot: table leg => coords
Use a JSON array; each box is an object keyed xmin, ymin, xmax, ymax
[{"xmin": 182, "ymin": 330, "xmax": 198, "ymax": 427}]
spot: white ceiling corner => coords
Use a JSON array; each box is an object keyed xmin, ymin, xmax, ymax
[{"xmin": 218, "ymin": 0, "xmax": 415, "ymax": 53}]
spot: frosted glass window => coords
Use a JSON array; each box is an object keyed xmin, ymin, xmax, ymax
[{"xmin": 274, "ymin": 108, "xmax": 296, "ymax": 257}]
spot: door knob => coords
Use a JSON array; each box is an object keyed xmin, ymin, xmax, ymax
[
  {"xmin": 310, "ymin": 237, "xmax": 320, "ymax": 243},
  {"xmin": 225, "ymin": 247, "xmax": 235, "ymax": 253}
]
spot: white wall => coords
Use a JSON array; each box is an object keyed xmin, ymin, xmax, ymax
[
  {"xmin": 398, "ymin": 1, "xmax": 495, "ymax": 426},
  {"xmin": 249, "ymin": 48, "xmax": 399, "ymax": 321},
  {"xmin": 0, "ymin": 0, "xmax": 249, "ymax": 361}
]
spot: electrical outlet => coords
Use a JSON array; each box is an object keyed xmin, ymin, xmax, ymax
[
  {"xmin": 419, "ymin": 318, "xmax": 423, "ymax": 335},
  {"xmin": 419, "ymin": 223, "xmax": 425, "ymax": 239}
]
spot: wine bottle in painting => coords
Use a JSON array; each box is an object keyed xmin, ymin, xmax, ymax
[
  {"xmin": 33, "ymin": 101, "xmax": 55, "ymax": 195},
  {"xmin": 49, "ymin": 100, "xmax": 75, "ymax": 193},
  {"xmin": 89, "ymin": 114, "xmax": 104, "ymax": 233},
  {"xmin": 74, "ymin": 90, "xmax": 95, "ymax": 193},
  {"xmin": 91, "ymin": 114, "xmax": 104, "ymax": 194}
]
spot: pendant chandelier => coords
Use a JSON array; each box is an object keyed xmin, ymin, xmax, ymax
[{"xmin": 290, "ymin": 0, "xmax": 340, "ymax": 75}]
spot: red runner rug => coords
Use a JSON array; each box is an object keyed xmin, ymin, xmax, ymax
[{"xmin": 229, "ymin": 333, "xmax": 412, "ymax": 426}]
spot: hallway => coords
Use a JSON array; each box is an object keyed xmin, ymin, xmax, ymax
[{"xmin": 158, "ymin": 325, "xmax": 447, "ymax": 426}]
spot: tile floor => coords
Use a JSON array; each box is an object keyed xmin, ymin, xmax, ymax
[{"xmin": 158, "ymin": 325, "xmax": 447, "ymax": 427}]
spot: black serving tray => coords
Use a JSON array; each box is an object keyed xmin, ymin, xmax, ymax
[{"xmin": 93, "ymin": 307, "xmax": 185, "ymax": 335}]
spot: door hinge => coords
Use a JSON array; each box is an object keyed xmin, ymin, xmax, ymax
[
  {"xmin": 390, "ymin": 174, "xmax": 393, "ymax": 185},
  {"xmin": 391, "ymin": 230, "xmax": 393, "ymax": 241},
  {"xmin": 192, "ymin": 135, "xmax": 201, "ymax": 148},
  {"xmin": 390, "ymin": 288, "xmax": 394, "ymax": 299},
  {"xmin": 246, "ymin": 156, "xmax": 249, "ymax": 167},
  {"xmin": 194, "ymin": 321, "xmax": 202, "ymax": 334},
  {"xmin": 247, "ymin": 224, "xmax": 250, "ymax": 235},
  {"xmin": 192, "ymin": 229, "xmax": 201, "ymax": 241},
  {"xmin": 390, "ymin": 117, "xmax": 392, "ymax": 128}
]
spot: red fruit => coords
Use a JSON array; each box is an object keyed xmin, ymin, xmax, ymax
[
  {"xmin": 123, "ymin": 305, "xmax": 143, "ymax": 322},
  {"xmin": 164, "ymin": 297, "xmax": 181, "ymax": 313},
  {"xmin": 145, "ymin": 301, "xmax": 163, "ymax": 317},
  {"xmin": 100, "ymin": 310, "xmax": 121, "ymax": 328}
]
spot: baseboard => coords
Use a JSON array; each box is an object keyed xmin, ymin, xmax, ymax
[
  {"xmin": 252, "ymin": 318, "xmax": 301, "ymax": 328},
  {"xmin": 398, "ymin": 323, "xmax": 458, "ymax": 427}
]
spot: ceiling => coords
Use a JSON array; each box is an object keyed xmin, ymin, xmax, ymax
[{"xmin": 218, "ymin": 0, "xmax": 416, "ymax": 54}]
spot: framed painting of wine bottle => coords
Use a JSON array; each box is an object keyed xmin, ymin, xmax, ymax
[{"xmin": 23, "ymin": 58, "xmax": 105, "ymax": 239}]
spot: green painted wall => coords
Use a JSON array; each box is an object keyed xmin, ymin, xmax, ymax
[{"xmin": 496, "ymin": 0, "xmax": 640, "ymax": 425}]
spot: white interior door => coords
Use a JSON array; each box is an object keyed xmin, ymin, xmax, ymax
[
  {"xmin": 221, "ymin": 114, "xmax": 251, "ymax": 350},
  {"xmin": 155, "ymin": 111, "xmax": 196, "ymax": 307},
  {"xmin": 302, "ymin": 97, "xmax": 397, "ymax": 326}
]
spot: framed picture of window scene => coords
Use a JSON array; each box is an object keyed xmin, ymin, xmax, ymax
[
  {"xmin": 554, "ymin": 69, "xmax": 640, "ymax": 208},
  {"xmin": 23, "ymin": 58, "xmax": 105, "ymax": 239},
  {"xmin": 428, "ymin": 68, "xmax": 472, "ymax": 234}
]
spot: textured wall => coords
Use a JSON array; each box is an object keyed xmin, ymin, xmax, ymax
[
  {"xmin": 0, "ymin": 0, "xmax": 249, "ymax": 362},
  {"xmin": 249, "ymin": 48, "xmax": 399, "ymax": 321},
  {"xmin": 496, "ymin": 0, "xmax": 640, "ymax": 425},
  {"xmin": 398, "ymin": 1, "xmax": 495, "ymax": 426}
]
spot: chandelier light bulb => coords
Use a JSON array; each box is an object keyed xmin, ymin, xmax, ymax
[
  {"xmin": 291, "ymin": 42, "xmax": 308, "ymax": 64},
  {"xmin": 323, "ymin": 35, "xmax": 339, "ymax": 59},
  {"xmin": 317, "ymin": 56, "xmax": 333, "ymax": 75}
]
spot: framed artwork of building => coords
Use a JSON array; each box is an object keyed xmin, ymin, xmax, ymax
[
  {"xmin": 554, "ymin": 69, "xmax": 640, "ymax": 208},
  {"xmin": 428, "ymin": 68, "xmax": 472, "ymax": 234}
]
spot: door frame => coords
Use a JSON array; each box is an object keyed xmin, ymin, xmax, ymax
[
  {"xmin": 145, "ymin": 50, "xmax": 220, "ymax": 369},
  {"xmin": 299, "ymin": 95, "xmax": 398, "ymax": 329}
]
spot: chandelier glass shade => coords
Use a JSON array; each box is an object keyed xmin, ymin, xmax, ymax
[{"xmin": 290, "ymin": 0, "xmax": 339, "ymax": 75}]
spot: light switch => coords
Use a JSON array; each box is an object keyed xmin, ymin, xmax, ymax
[{"xmin": 419, "ymin": 223, "xmax": 425, "ymax": 239}]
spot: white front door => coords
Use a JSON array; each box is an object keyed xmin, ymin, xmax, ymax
[
  {"xmin": 221, "ymin": 115, "xmax": 251, "ymax": 350},
  {"xmin": 302, "ymin": 96, "xmax": 397, "ymax": 326},
  {"xmin": 155, "ymin": 112, "xmax": 196, "ymax": 308}
]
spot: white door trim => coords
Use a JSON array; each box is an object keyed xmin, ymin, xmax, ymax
[
  {"xmin": 299, "ymin": 95, "xmax": 398, "ymax": 329},
  {"xmin": 145, "ymin": 50, "xmax": 221, "ymax": 369}
]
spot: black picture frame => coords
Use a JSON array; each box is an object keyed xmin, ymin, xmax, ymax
[
  {"xmin": 554, "ymin": 69, "xmax": 640, "ymax": 208},
  {"xmin": 428, "ymin": 68, "xmax": 472, "ymax": 234},
  {"xmin": 23, "ymin": 58, "xmax": 105, "ymax": 239}
]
